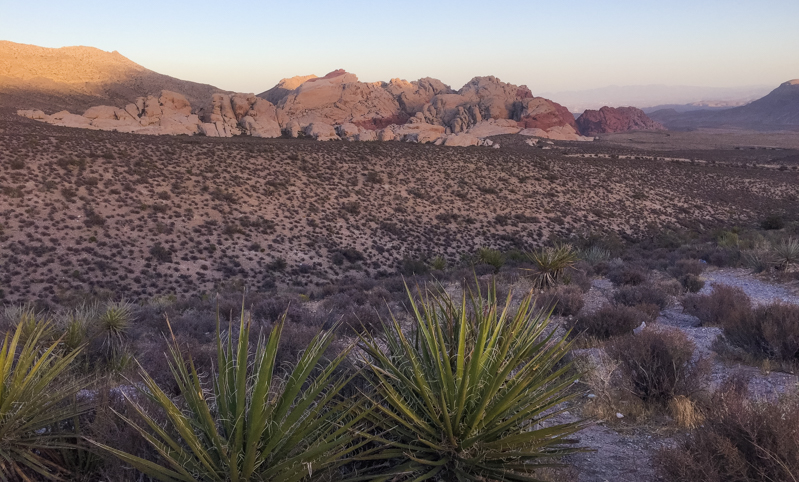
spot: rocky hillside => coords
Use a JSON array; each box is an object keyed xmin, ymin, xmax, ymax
[
  {"xmin": 650, "ymin": 80, "xmax": 799, "ymax": 130},
  {"xmin": 19, "ymin": 67, "xmax": 592, "ymax": 144},
  {"xmin": 0, "ymin": 40, "xmax": 225, "ymax": 112},
  {"xmin": 575, "ymin": 106, "xmax": 665, "ymax": 136}
]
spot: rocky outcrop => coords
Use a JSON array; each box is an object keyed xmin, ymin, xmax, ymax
[
  {"xmin": 18, "ymin": 69, "xmax": 594, "ymax": 144},
  {"xmin": 576, "ymin": 106, "xmax": 665, "ymax": 136}
]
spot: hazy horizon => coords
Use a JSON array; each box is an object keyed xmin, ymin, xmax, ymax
[{"xmin": 2, "ymin": 0, "xmax": 797, "ymax": 103}]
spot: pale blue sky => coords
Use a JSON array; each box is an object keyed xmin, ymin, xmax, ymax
[{"xmin": 2, "ymin": 0, "xmax": 797, "ymax": 94}]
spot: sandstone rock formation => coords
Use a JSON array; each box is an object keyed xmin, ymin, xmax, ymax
[
  {"xmin": 18, "ymin": 66, "xmax": 594, "ymax": 145},
  {"xmin": 575, "ymin": 106, "xmax": 665, "ymax": 136}
]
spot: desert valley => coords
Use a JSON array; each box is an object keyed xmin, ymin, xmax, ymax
[{"xmin": 1, "ymin": 35, "xmax": 799, "ymax": 482}]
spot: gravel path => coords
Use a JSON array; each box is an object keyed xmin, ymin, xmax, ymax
[{"xmin": 700, "ymin": 268, "xmax": 799, "ymax": 306}]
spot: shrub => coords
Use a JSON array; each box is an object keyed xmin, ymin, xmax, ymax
[
  {"xmin": 656, "ymin": 379, "xmax": 799, "ymax": 482},
  {"xmin": 357, "ymin": 283, "xmax": 585, "ymax": 480},
  {"xmin": 669, "ymin": 259, "xmax": 705, "ymax": 278},
  {"xmin": 682, "ymin": 284, "xmax": 752, "ymax": 326},
  {"xmin": 607, "ymin": 328, "xmax": 708, "ymax": 407},
  {"xmin": 680, "ymin": 274, "xmax": 705, "ymax": 293},
  {"xmin": 761, "ymin": 213, "xmax": 785, "ymax": 230},
  {"xmin": 527, "ymin": 243, "xmax": 578, "ymax": 289},
  {"xmin": 476, "ymin": 247, "xmax": 504, "ymax": 272},
  {"xmin": 614, "ymin": 284, "xmax": 669, "ymax": 310},
  {"xmin": 0, "ymin": 319, "xmax": 90, "ymax": 480},
  {"xmin": 608, "ymin": 265, "xmax": 648, "ymax": 286},
  {"xmin": 537, "ymin": 285, "xmax": 585, "ymax": 316},
  {"xmin": 571, "ymin": 304, "xmax": 646, "ymax": 339},
  {"xmin": 400, "ymin": 257, "xmax": 429, "ymax": 276},
  {"xmin": 93, "ymin": 311, "xmax": 361, "ymax": 481}
]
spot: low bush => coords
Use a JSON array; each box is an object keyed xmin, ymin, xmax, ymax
[
  {"xmin": 571, "ymin": 304, "xmax": 647, "ymax": 339},
  {"xmin": 761, "ymin": 213, "xmax": 785, "ymax": 230},
  {"xmin": 608, "ymin": 265, "xmax": 648, "ymax": 286},
  {"xmin": 682, "ymin": 284, "xmax": 751, "ymax": 326},
  {"xmin": 614, "ymin": 284, "xmax": 669, "ymax": 310},
  {"xmin": 668, "ymin": 259, "xmax": 705, "ymax": 278},
  {"xmin": 538, "ymin": 284, "xmax": 585, "ymax": 316},
  {"xmin": 607, "ymin": 328, "xmax": 708, "ymax": 407},
  {"xmin": 656, "ymin": 378, "xmax": 799, "ymax": 482},
  {"xmin": 680, "ymin": 274, "xmax": 705, "ymax": 293}
]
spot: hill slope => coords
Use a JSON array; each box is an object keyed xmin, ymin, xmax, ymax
[
  {"xmin": 650, "ymin": 80, "xmax": 799, "ymax": 130},
  {"xmin": 0, "ymin": 40, "xmax": 226, "ymax": 112}
]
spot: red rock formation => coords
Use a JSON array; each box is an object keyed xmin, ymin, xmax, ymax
[
  {"xmin": 515, "ymin": 97, "xmax": 577, "ymax": 130},
  {"xmin": 576, "ymin": 106, "xmax": 664, "ymax": 136}
]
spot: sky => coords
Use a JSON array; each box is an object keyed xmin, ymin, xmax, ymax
[{"xmin": 2, "ymin": 0, "xmax": 798, "ymax": 96}]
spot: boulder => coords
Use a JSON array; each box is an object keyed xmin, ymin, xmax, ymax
[
  {"xmin": 304, "ymin": 122, "xmax": 339, "ymax": 141},
  {"xmin": 83, "ymin": 105, "xmax": 119, "ymax": 120},
  {"xmin": 355, "ymin": 129, "xmax": 377, "ymax": 141},
  {"xmin": 283, "ymin": 120, "xmax": 302, "ymax": 138},
  {"xmin": 336, "ymin": 123, "xmax": 362, "ymax": 139},
  {"xmin": 199, "ymin": 123, "xmax": 220, "ymax": 137},
  {"xmin": 239, "ymin": 115, "xmax": 281, "ymax": 138},
  {"xmin": 443, "ymin": 133, "xmax": 480, "ymax": 147},
  {"xmin": 124, "ymin": 103, "xmax": 140, "ymax": 119},
  {"xmin": 158, "ymin": 91, "xmax": 192, "ymax": 115},
  {"xmin": 467, "ymin": 119, "xmax": 520, "ymax": 137},
  {"xmin": 143, "ymin": 96, "xmax": 162, "ymax": 118},
  {"xmin": 16, "ymin": 109, "xmax": 46, "ymax": 120}
]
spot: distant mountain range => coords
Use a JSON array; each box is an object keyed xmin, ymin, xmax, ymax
[
  {"xmin": 648, "ymin": 80, "xmax": 799, "ymax": 131},
  {"xmin": 543, "ymin": 84, "xmax": 771, "ymax": 114}
]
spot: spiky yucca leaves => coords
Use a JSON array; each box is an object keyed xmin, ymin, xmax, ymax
[
  {"xmin": 772, "ymin": 237, "xmax": 799, "ymax": 269},
  {"xmin": 0, "ymin": 319, "xmax": 90, "ymax": 481},
  {"xmin": 97, "ymin": 302, "xmax": 132, "ymax": 351},
  {"xmin": 527, "ymin": 244, "xmax": 578, "ymax": 289},
  {"xmin": 357, "ymin": 283, "xmax": 585, "ymax": 481},
  {"xmin": 93, "ymin": 310, "xmax": 367, "ymax": 481}
]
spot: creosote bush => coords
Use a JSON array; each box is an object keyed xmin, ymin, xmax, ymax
[
  {"xmin": 571, "ymin": 304, "xmax": 645, "ymax": 340},
  {"xmin": 607, "ymin": 328, "xmax": 708, "ymax": 407},
  {"xmin": 538, "ymin": 284, "xmax": 585, "ymax": 317}
]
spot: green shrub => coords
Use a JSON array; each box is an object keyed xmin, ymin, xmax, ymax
[
  {"xmin": 94, "ymin": 311, "xmax": 362, "ymax": 481},
  {"xmin": 476, "ymin": 247, "xmax": 505, "ymax": 272},
  {"xmin": 357, "ymin": 283, "xmax": 585, "ymax": 480}
]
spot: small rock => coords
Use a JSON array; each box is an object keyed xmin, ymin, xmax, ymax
[{"xmin": 616, "ymin": 413, "xmax": 624, "ymax": 419}]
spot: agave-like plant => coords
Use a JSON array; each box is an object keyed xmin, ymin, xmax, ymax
[
  {"xmin": 93, "ymin": 310, "xmax": 367, "ymax": 481},
  {"xmin": 96, "ymin": 301, "xmax": 133, "ymax": 351},
  {"xmin": 476, "ymin": 247, "xmax": 505, "ymax": 272},
  {"xmin": 356, "ymin": 283, "xmax": 586, "ymax": 481},
  {"xmin": 0, "ymin": 319, "xmax": 90, "ymax": 480},
  {"xmin": 527, "ymin": 244, "xmax": 578, "ymax": 289},
  {"xmin": 772, "ymin": 237, "xmax": 799, "ymax": 269}
]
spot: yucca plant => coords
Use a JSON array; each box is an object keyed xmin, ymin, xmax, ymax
[
  {"xmin": 356, "ymin": 283, "xmax": 586, "ymax": 481},
  {"xmin": 579, "ymin": 245, "xmax": 610, "ymax": 265},
  {"xmin": 97, "ymin": 301, "xmax": 133, "ymax": 351},
  {"xmin": 772, "ymin": 237, "xmax": 799, "ymax": 269},
  {"xmin": 0, "ymin": 318, "xmax": 90, "ymax": 480},
  {"xmin": 527, "ymin": 244, "xmax": 578, "ymax": 289},
  {"xmin": 92, "ymin": 309, "xmax": 367, "ymax": 481}
]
